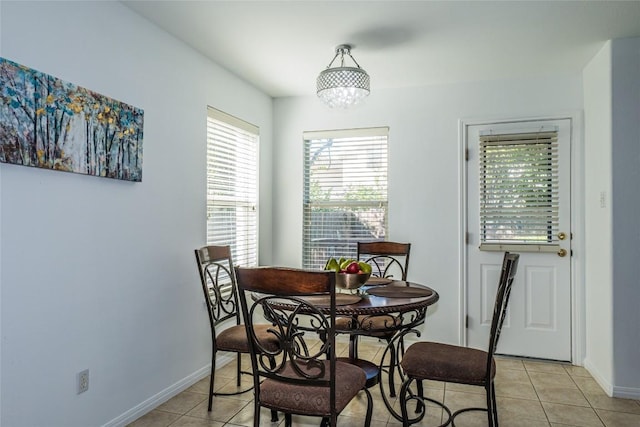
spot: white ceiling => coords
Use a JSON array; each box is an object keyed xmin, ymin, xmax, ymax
[{"xmin": 122, "ymin": 1, "xmax": 640, "ymax": 98}]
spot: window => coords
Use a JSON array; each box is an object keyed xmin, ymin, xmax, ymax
[
  {"xmin": 303, "ymin": 127, "xmax": 389, "ymax": 269},
  {"xmin": 206, "ymin": 107, "xmax": 258, "ymax": 267},
  {"xmin": 478, "ymin": 130, "xmax": 559, "ymax": 250}
]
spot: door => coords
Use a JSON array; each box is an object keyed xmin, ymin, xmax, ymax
[{"xmin": 466, "ymin": 118, "xmax": 572, "ymax": 361}]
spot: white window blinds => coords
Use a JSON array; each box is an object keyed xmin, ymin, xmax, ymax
[
  {"xmin": 303, "ymin": 127, "xmax": 389, "ymax": 269},
  {"xmin": 206, "ymin": 107, "xmax": 258, "ymax": 268},
  {"xmin": 479, "ymin": 130, "xmax": 559, "ymax": 251}
]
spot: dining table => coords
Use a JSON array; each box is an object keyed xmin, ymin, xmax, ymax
[{"xmin": 299, "ymin": 277, "xmax": 439, "ymax": 417}]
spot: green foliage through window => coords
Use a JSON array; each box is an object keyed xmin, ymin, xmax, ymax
[{"xmin": 303, "ymin": 128, "xmax": 389, "ymax": 269}]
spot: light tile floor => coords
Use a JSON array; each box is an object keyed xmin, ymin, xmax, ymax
[{"xmin": 128, "ymin": 337, "xmax": 640, "ymax": 427}]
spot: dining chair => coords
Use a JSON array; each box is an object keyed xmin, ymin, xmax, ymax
[
  {"xmin": 235, "ymin": 266, "xmax": 373, "ymax": 427},
  {"xmin": 194, "ymin": 246, "xmax": 280, "ymax": 413},
  {"xmin": 397, "ymin": 252, "xmax": 520, "ymax": 427},
  {"xmin": 337, "ymin": 241, "xmax": 412, "ymax": 397}
]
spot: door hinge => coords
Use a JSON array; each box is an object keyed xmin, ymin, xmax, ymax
[
  {"xmin": 465, "ymin": 232, "xmax": 470, "ymax": 244},
  {"xmin": 465, "ymin": 148, "xmax": 470, "ymax": 161},
  {"xmin": 465, "ymin": 315, "xmax": 469, "ymax": 328}
]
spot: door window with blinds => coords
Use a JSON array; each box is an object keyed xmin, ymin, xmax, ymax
[
  {"xmin": 303, "ymin": 127, "xmax": 389, "ymax": 269},
  {"xmin": 478, "ymin": 130, "xmax": 559, "ymax": 252},
  {"xmin": 206, "ymin": 107, "xmax": 258, "ymax": 267}
]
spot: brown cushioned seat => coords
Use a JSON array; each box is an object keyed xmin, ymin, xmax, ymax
[
  {"xmin": 401, "ymin": 342, "xmax": 496, "ymax": 386},
  {"xmin": 335, "ymin": 314, "xmax": 400, "ymax": 334},
  {"xmin": 260, "ymin": 360, "xmax": 366, "ymax": 416},
  {"xmin": 217, "ymin": 324, "xmax": 280, "ymax": 353}
]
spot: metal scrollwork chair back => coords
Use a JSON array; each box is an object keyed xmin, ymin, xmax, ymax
[
  {"xmin": 358, "ymin": 241, "xmax": 411, "ymax": 281},
  {"xmin": 235, "ymin": 266, "xmax": 373, "ymax": 427}
]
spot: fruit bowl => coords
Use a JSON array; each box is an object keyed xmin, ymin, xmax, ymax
[{"xmin": 336, "ymin": 272, "xmax": 371, "ymax": 289}]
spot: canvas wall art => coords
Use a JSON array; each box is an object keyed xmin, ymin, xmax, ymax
[{"xmin": 0, "ymin": 57, "xmax": 144, "ymax": 181}]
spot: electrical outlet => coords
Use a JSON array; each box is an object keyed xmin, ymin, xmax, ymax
[{"xmin": 77, "ymin": 369, "xmax": 89, "ymax": 394}]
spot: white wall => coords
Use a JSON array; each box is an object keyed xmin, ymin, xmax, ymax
[
  {"xmin": 582, "ymin": 41, "xmax": 615, "ymax": 393},
  {"xmin": 582, "ymin": 38, "xmax": 640, "ymax": 399},
  {"xmin": 0, "ymin": 2, "xmax": 273, "ymax": 426},
  {"xmin": 273, "ymin": 76, "xmax": 583, "ymax": 344},
  {"xmin": 610, "ymin": 37, "xmax": 640, "ymax": 397}
]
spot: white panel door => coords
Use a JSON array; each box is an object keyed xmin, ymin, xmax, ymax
[{"xmin": 466, "ymin": 118, "xmax": 572, "ymax": 361}]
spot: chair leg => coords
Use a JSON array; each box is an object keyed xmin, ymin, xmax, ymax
[
  {"xmin": 284, "ymin": 413, "xmax": 292, "ymax": 427},
  {"xmin": 363, "ymin": 387, "xmax": 373, "ymax": 427},
  {"xmin": 253, "ymin": 400, "xmax": 261, "ymax": 427},
  {"xmin": 236, "ymin": 352, "xmax": 242, "ymax": 387},
  {"xmin": 415, "ymin": 380, "xmax": 424, "ymax": 414},
  {"xmin": 268, "ymin": 356, "xmax": 279, "ymax": 422},
  {"xmin": 485, "ymin": 383, "xmax": 493, "ymax": 426},
  {"xmin": 208, "ymin": 348, "xmax": 216, "ymax": 411},
  {"xmin": 490, "ymin": 382, "xmax": 499, "ymax": 427},
  {"xmin": 484, "ymin": 382, "xmax": 499, "ymax": 427},
  {"xmin": 396, "ymin": 377, "xmax": 446, "ymax": 426}
]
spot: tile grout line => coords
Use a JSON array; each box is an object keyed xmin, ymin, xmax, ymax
[
  {"xmin": 564, "ymin": 365, "xmax": 608, "ymax": 427},
  {"xmin": 521, "ymin": 362, "xmax": 553, "ymax": 426}
]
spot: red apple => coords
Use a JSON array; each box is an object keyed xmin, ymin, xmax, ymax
[{"xmin": 345, "ymin": 262, "xmax": 360, "ymax": 274}]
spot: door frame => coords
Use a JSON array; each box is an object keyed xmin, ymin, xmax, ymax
[{"xmin": 458, "ymin": 112, "xmax": 585, "ymax": 365}]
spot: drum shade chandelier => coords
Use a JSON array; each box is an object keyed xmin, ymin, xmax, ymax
[{"xmin": 317, "ymin": 44, "xmax": 370, "ymax": 109}]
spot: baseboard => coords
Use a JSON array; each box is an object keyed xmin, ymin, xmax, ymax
[
  {"xmin": 583, "ymin": 358, "xmax": 614, "ymax": 397},
  {"xmin": 612, "ymin": 385, "xmax": 640, "ymax": 400},
  {"xmin": 102, "ymin": 354, "xmax": 234, "ymax": 427}
]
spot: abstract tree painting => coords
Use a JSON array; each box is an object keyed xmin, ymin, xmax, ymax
[{"xmin": 0, "ymin": 57, "xmax": 144, "ymax": 181}]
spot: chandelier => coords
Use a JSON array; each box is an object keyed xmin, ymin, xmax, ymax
[{"xmin": 316, "ymin": 44, "xmax": 370, "ymax": 109}]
